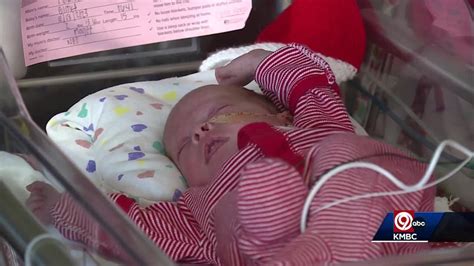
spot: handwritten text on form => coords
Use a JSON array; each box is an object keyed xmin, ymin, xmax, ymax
[{"xmin": 21, "ymin": 0, "xmax": 252, "ymax": 66}]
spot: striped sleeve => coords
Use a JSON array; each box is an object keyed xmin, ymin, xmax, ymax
[
  {"xmin": 50, "ymin": 194, "xmax": 126, "ymax": 261},
  {"xmin": 255, "ymin": 44, "xmax": 354, "ymax": 132},
  {"xmin": 236, "ymin": 158, "xmax": 307, "ymax": 262},
  {"xmin": 50, "ymin": 193, "xmax": 205, "ymax": 263}
]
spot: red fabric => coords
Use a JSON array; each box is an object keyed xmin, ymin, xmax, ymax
[
  {"xmin": 238, "ymin": 122, "xmax": 305, "ymax": 173},
  {"xmin": 288, "ymin": 75, "xmax": 339, "ymax": 112},
  {"xmin": 115, "ymin": 194, "xmax": 135, "ymax": 213},
  {"xmin": 256, "ymin": 0, "xmax": 366, "ymax": 69},
  {"xmin": 232, "ymin": 133, "xmax": 437, "ymax": 264}
]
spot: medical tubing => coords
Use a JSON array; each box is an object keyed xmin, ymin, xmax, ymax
[
  {"xmin": 300, "ymin": 139, "xmax": 473, "ymax": 233},
  {"xmin": 311, "ymin": 155, "xmax": 470, "ymax": 214},
  {"xmin": 348, "ymin": 79, "xmax": 470, "ymax": 167},
  {"xmin": 24, "ymin": 234, "xmax": 61, "ymax": 266}
]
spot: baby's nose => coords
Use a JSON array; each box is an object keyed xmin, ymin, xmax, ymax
[{"xmin": 193, "ymin": 122, "xmax": 213, "ymax": 142}]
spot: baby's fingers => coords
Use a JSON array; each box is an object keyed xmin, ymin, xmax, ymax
[
  {"xmin": 216, "ymin": 65, "xmax": 251, "ymax": 87},
  {"xmin": 215, "ymin": 66, "xmax": 235, "ymax": 85},
  {"xmin": 26, "ymin": 181, "xmax": 46, "ymax": 192},
  {"xmin": 26, "ymin": 195, "xmax": 45, "ymax": 211},
  {"xmin": 28, "ymin": 203, "xmax": 43, "ymax": 214},
  {"xmin": 27, "ymin": 202, "xmax": 53, "ymax": 225}
]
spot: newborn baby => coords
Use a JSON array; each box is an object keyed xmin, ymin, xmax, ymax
[
  {"xmin": 27, "ymin": 44, "xmax": 436, "ymax": 265},
  {"xmin": 163, "ymin": 83, "xmax": 292, "ymax": 187}
]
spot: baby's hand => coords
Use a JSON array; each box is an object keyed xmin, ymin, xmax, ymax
[
  {"xmin": 216, "ymin": 49, "xmax": 272, "ymax": 86},
  {"xmin": 26, "ymin": 181, "xmax": 61, "ymax": 225}
]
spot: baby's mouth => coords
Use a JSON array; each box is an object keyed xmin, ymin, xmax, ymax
[{"xmin": 205, "ymin": 137, "xmax": 229, "ymax": 164}]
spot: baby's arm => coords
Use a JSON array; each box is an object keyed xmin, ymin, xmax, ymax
[
  {"xmin": 218, "ymin": 44, "xmax": 354, "ymax": 132},
  {"xmin": 26, "ymin": 182, "xmax": 203, "ymax": 263},
  {"xmin": 216, "ymin": 49, "xmax": 272, "ymax": 87},
  {"xmin": 26, "ymin": 181, "xmax": 61, "ymax": 225},
  {"xmin": 257, "ymin": 44, "xmax": 353, "ymax": 132},
  {"xmin": 26, "ymin": 181, "xmax": 126, "ymax": 260}
]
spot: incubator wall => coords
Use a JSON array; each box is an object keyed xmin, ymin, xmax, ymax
[
  {"xmin": 340, "ymin": 1, "xmax": 474, "ymax": 262},
  {"xmin": 0, "ymin": 50, "xmax": 174, "ymax": 265},
  {"xmin": 343, "ymin": 0, "xmax": 473, "ymax": 210},
  {"xmin": 0, "ymin": 0, "xmax": 473, "ymax": 265}
]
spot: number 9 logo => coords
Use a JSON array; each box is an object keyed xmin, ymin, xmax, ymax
[{"xmin": 394, "ymin": 211, "xmax": 413, "ymax": 231}]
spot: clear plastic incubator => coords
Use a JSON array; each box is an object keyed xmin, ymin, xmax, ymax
[{"xmin": 0, "ymin": 0, "xmax": 473, "ymax": 265}]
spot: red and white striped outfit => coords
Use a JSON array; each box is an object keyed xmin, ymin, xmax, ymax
[{"xmin": 51, "ymin": 44, "xmax": 436, "ymax": 265}]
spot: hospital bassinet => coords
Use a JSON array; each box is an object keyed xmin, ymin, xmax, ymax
[{"xmin": 1, "ymin": 0, "xmax": 473, "ymax": 265}]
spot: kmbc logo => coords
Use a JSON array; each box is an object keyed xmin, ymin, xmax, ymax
[
  {"xmin": 394, "ymin": 210, "xmax": 415, "ymax": 233},
  {"xmin": 373, "ymin": 210, "xmax": 433, "ymax": 242},
  {"xmin": 392, "ymin": 210, "xmax": 426, "ymax": 241}
]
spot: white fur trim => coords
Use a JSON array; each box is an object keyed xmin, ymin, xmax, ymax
[
  {"xmin": 317, "ymin": 53, "xmax": 358, "ymax": 84},
  {"xmin": 199, "ymin": 43, "xmax": 285, "ymax": 72},
  {"xmin": 199, "ymin": 42, "xmax": 358, "ymax": 84}
]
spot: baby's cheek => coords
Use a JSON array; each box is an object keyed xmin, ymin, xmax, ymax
[
  {"xmin": 181, "ymin": 158, "xmax": 205, "ymax": 187},
  {"xmin": 186, "ymin": 171, "xmax": 211, "ymax": 187}
]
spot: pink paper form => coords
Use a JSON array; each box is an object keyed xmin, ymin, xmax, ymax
[{"xmin": 21, "ymin": 0, "xmax": 252, "ymax": 66}]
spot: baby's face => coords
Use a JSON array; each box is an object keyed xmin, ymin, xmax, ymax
[{"xmin": 164, "ymin": 85, "xmax": 284, "ymax": 187}]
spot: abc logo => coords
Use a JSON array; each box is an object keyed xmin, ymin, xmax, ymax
[
  {"xmin": 412, "ymin": 219, "xmax": 426, "ymax": 228},
  {"xmin": 393, "ymin": 210, "xmax": 425, "ymax": 233}
]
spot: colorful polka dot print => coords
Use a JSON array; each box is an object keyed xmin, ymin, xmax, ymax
[{"xmin": 46, "ymin": 72, "xmax": 220, "ymax": 203}]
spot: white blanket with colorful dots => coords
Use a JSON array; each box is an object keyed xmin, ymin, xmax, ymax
[{"xmin": 46, "ymin": 72, "xmax": 220, "ymax": 204}]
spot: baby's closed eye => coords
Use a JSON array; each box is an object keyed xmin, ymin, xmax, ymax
[
  {"xmin": 208, "ymin": 104, "xmax": 232, "ymax": 121},
  {"xmin": 177, "ymin": 137, "xmax": 191, "ymax": 162}
]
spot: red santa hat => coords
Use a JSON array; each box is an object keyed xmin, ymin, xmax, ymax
[
  {"xmin": 257, "ymin": 0, "xmax": 366, "ymax": 70},
  {"xmin": 200, "ymin": 0, "xmax": 366, "ymax": 84}
]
